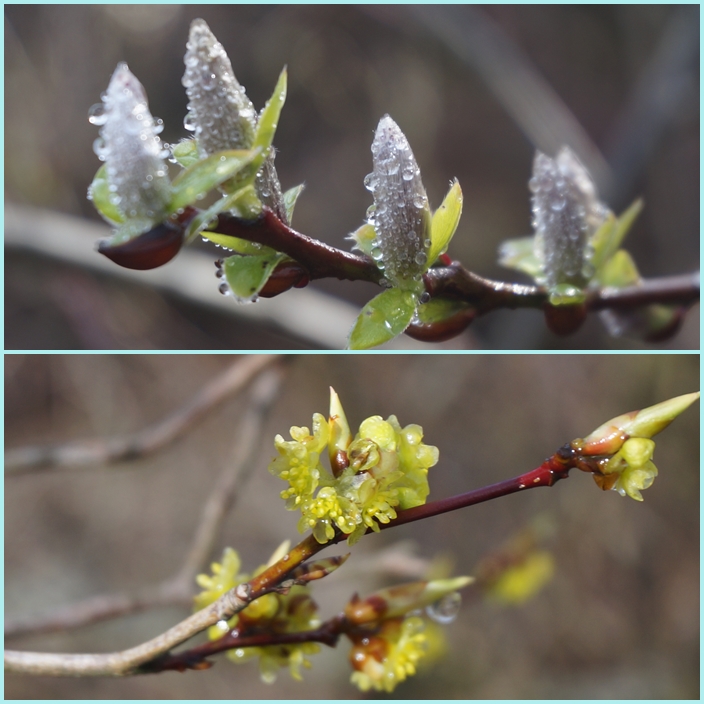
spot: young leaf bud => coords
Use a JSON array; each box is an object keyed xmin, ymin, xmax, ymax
[
  {"xmin": 182, "ymin": 18, "xmax": 257, "ymax": 158},
  {"xmin": 91, "ymin": 63, "xmax": 171, "ymax": 239},
  {"xmin": 182, "ymin": 19, "xmax": 289, "ymax": 223},
  {"xmin": 530, "ymin": 147, "xmax": 608, "ymax": 290},
  {"xmin": 365, "ymin": 115, "xmax": 432, "ymax": 290}
]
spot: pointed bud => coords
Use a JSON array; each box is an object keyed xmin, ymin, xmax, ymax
[
  {"xmin": 182, "ymin": 19, "xmax": 288, "ymax": 223},
  {"xmin": 365, "ymin": 115, "xmax": 432, "ymax": 289},
  {"xmin": 329, "ymin": 387, "xmax": 352, "ymax": 477},
  {"xmin": 579, "ymin": 392, "xmax": 699, "ymax": 455},
  {"xmin": 530, "ymin": 147, "xmax": 608, "ymax": 290},
  {"xmin": 182, "ymin": 19, "xmax": 256, "ymax": 157},
  {"xmin": 344, "ymin": 577, "xmax": 473, "ymax": 625},
  {"xmin": 255, "ymin": 150, "xmax": 289, "ymax": 224},
  {"xmin": 91, "ymin": 63, "xmax": 171, "ymax": 237}
]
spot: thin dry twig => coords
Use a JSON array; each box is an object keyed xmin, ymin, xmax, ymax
[
  {"xmin": 4, "ymin": 365, "xmax": 287, "ymax": 638},
  {"xmin": 5, "ymin": 354, "xmax": 280, "ymax": 474}
]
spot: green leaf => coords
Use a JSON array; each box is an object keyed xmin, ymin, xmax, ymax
[
  {"xmin": 253, "ymin": 67, "xmax": 287, "ymax": 166},
  {"xmin": 414, "ymin": 297, "xmax": 473, "ymax": 325},
  {"xmin": 283, "ymin": 183, "xmax": 305, "ymax": 224},
  {"xmin": 171, "ymin": 139, "xmax": 200, "ymax": 169},
  {"xmin": 348, "ymin": 223, "xmax": 377, "ymax": 258},
  {"xmin": 168, "ymin": 149, "xmax": 259, "ymax": 213},
  {"xmin": 201, "ymin": 231, "xmax": 276, "ymax": 256},
  {"xmin": 498, "ymin": 236, "xmax": 543, "ymax": 280},
  {"xmin": 428, "ymin": 179, "xmax": 463, "ymax": 266},
  {"xmin": 222, "ymin": 252, "xmax": 286, "ymax": 301},
  {"xmin": 185, "ymin": 185, "xmax": 262, "ymax": 244},
  {"xmin": 597, "ymin": 249, "xmax": 641, "ymax": 287},
  {"xmin": 348, "ymin": 288, "xmax": 417, "ymax": 350},
  {"xmin": 88, "ymin": 165, "xmax": 125, "ymax": 225},
  {"xmin": 591, "ymin": 199, "xmax": 643, "ymax": 273}
]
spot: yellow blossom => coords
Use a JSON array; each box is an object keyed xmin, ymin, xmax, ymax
[
  {"xmin": 193, "ymin": 545, "xmax": 321, "ymax": 682},
  {"xmin": 349, "ymin": 616, "xmax": 428, "ymax": 693},
  {"xmin": 269, "ymin": 389, "xmax": 439, "ymax": 544}
]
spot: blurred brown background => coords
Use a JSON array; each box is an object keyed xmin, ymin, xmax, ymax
[
  {"xmin": 5, "ymin": 353, "xmax": 699, "ymax": 698},
  {"xmin": 4, "ymin": 5, "xmax": 699, "ymax": 349}
]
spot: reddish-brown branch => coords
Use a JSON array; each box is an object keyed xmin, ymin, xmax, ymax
[
  {"xmin": 213, "ymin": 209, "xmax": 382, "ymax": 284},
  {"xmin": 210, "ymin": 211, "xmax": 699, "ymax": 324},
  {"xmin": 140, "ymin": 615, "xmax": 349, "ymax": 673}
]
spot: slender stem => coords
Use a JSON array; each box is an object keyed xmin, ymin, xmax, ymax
[{"xmin": 140, "ymin": 616, "xmax": 348, "ymax": 673}]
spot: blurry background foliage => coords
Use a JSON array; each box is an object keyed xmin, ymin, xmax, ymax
[
  {"xmin": 5, "ymin": 353, "xmax": 699, "ymax": 698},
  {"xmin": 4, "ymin": 5, "xmax": 699, "ymax": 349}
]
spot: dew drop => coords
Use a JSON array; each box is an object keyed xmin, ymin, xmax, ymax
[
  {"xmin": 426, "ymin": 591, "xmax": 462, "ymax": 624},
  {"xmin": 183, "ymin": 113, "xmax": 196, "ymax": 131},
  {"xmin": 88, "ymin": 103, "xmax": 107, "ymax": 125}
]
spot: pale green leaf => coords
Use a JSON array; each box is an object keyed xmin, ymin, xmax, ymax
[
  {"xmin": 414, "ymin": 297, "xmax": 473, "ymax": 325},
  {"xmin": 253, "ymin": 67, "xmax": 287, "ymax": 163},
  {"xmin": 597, "ymin": 249, "xmax": 641, "ymax": 287},
  {"xmin": 498, "ymin": 236, "xmax": 543, "ymax": 279},
  {"xmin": 283, "ymin": 183, "xmax": 305, "ymax": 224},
  {"xmin": 428, "ymin": 179, "xmax": 463, "ymax": 266},
  {"xmin": 171, "ymin": 139, "xmax": 200, "ymax": 169},
  {"xmin": 222, "ymin": 252, "xmax": 286, "ymax": 301},
  {"xmin": 348, "ymin": 223, "xmax": 377, "ymax": 258},
  {"xmin": 348, "ymin": 288, "xmax": 417, "ymax": 350},
  {"xmin": 185, "ymin": 185, "xmax": 263, "ymax": 244},
  {"xmin": 590, "ymin": 198, "xmax": 643, "ymax": 272},
  {"xmin": 88, "ymin": 165, "xmax": 125, "ymax": 225},
  {"xmin": 201, "ymin": 231, "xmax": 275, "ymax": 256},
  {"xmin": 168, "ymin": 149, "xmax": 259, "ymax": 213}
]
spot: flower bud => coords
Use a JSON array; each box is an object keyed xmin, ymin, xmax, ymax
[
  {"xmin": 345, "ymin": 577, "xmax": 472, "ymax": 626},
  {"xmin": 91, "ymin": 63, "xmax": 171, "ymax": 237},
  {"xmin": 530, "ymin": 147, "xmax": 608, "ymax": 290},
  {"xmin": 329, "ymin": 387, "xmax": 352, "ymax": 476},
  {"xmin": 365, "ymin": 115, "xmax": 432, "ymax": 290},
  {"xmin": 580, "ymin": 392, "xmax": 699, "ymax": 454}
]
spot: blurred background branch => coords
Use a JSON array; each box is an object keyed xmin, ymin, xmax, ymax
[
  {"xmin": 5, "ymin": 364, "xmax": 285, "ymax": 638},
  {"xmin": 5, "ymin": 353, "xmax": 281, "ymax": 473}
]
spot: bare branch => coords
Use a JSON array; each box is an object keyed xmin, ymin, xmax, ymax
[
  {"xmin": 4, "ymin": 534, "xmax": 324, "ymax": 676},
  {"xmin": 4, "ymin": 365, "xmax": 286, "ymax": 638},
  {"xmin": 5, "ymin": 354, "xmax": 280, "ymax": 474}
]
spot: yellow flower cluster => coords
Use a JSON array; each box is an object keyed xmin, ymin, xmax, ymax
[
  {"xmin": 194, "ymin": 544, "xmax": 321, "ymax": 682},
  {"xmin": 349, "ymin": 616, "xmax": 428, "ymax": 693},
  {"xmin": 269, "ymin": 389, "xmax": 439, "ymax": 544}
]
